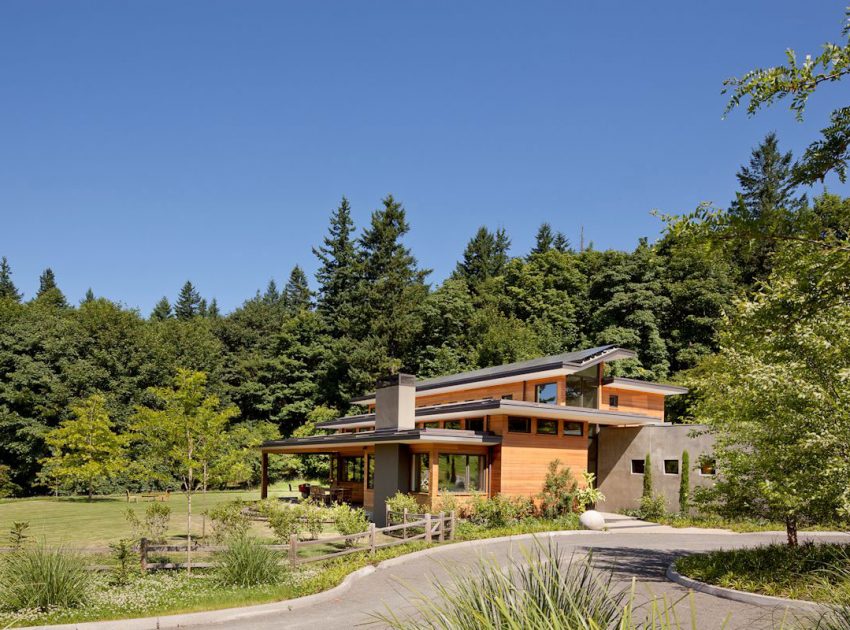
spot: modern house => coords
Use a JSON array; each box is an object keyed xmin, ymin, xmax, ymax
[{"xmin": 260, "ymin": 344, "xmax": 707, "ymax": 525}]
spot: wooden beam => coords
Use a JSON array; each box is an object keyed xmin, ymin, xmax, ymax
[{"xmin": 260, "ymin": 452, "xmax": 269, "ymax": 500}]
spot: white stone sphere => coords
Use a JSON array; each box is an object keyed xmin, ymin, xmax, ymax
[{"xmin": 579, "ymin": 510, "xmax": 605, "ymax": 531}]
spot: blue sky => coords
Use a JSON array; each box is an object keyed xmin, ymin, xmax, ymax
[{"xmin": 1, "ymin": 1, "xmax": 848, "ymax": 313}]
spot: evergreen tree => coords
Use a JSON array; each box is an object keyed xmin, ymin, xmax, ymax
[
  {"xmin": 453, "ymin": 226, "xmax": 511, "ymax": 288},
  {"xmin": 262, "ymin": 279, "xmax": 281, "ymax": 306},
  {"xmin": 151, "ymin": 297, "xmax": 173, "ymax": 321},
  {"xmin": 208, "ymin": 298, "xmax": 220, "ymax": 319},
  {"xmin": 313, "ymin": 197, "xmax": 359, "ymax": 334},
  {"xmin": 198, "ymin": 298, "xmax": 208, "ymax": 318},
  {"xmin": 553, "ymin": 232, "xmax": 571, "ymax": 253},
  {"xmin": 679, "ymin": 450, "xmax": 690, "ymax": 514},
  {"xmin": 642, "ymin": 453, "xmax": 653, "ymax": 498},
  {"xmin": 35, "ymin": 268, "xmax": 68, "ymax": 307},
  {"xmin": 282, "ymin": 265, "xmax": 312, "ymax": 313},
  {"xmin": 532, "ymin": 223, "xmax": 555, "ymax": 255},
  {"xmin": 0, "ymin": 257, "xmax": 22, "ymax": 302},
  {"xmin": 174, "ymin": 281, "xmax": 202, "ymax": 319},
  {"xmin": 83, "ymin": 288, "xmax": 95, "ymax": 303}
]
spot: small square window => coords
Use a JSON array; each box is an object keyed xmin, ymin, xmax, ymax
[
  {"xmin": 501, "ymin": 394, "xmax": 513, "ymax": 400},
  {"xmin": 699, "ymin": 459, "xmax": 716, "ymax": 476},
  {"xmin": 507, "ymin": 416, "xmax": 531, "ymax": 433},
  {"xmin": 563, "ymin": 422, "xmax": 583, "ymax": 436},
  {"xmin": 422, "ymin": 421, "xmax": 440, "ymax": 429},
  {"xmin": 444, "ymin": 420, "xmax": 462, "ymax": 430},
  {"xmin": 536, "ymin": 419, "xmax": 558, "ymax": 435},
  {"xmin": 466, "ymin": 418, "xmax": 485, "ymax": 432},
  {"xmin": 664, "ymin": 459, "xmax": 679, "ymax": 475},
  {"xmin": 535, "ymin": 383, "xmax": 558, "ymax": 405},
  {"xmin": 609, "ymin": 395, "xmax": 619, "ymax": 408},
  {"xmin": 631, "ymin": 459, "xmax": 645, "ymax": 474}
]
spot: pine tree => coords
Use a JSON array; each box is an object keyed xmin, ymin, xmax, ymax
[
  {"xmin": 151, "ymin": 296, "xmax": 173, "ymax": 321},
  {"xmin": 532, "ymin": 223, "xmax": 555, "ymax": 255},
  {"xmin": 35, "ymin": 268, "xmax": 68, "ymax": 307},
  {"xmin": 282, "ymin": 265, "xmax": 312, "ymax": 313},
  {"xmin": 313, "ymin": 197, "xmax": 359, "ymax": 333},
  {"xmin": 0, "ymin": 257, "xmax": 22, "ymax": 301},
  {"xmin": 553, "ymin": 232, "xmax": 571, "ymax": 253},
  {"xmin": 83, "ymin": 288, "xmax": 95, "ymax": 303},
  {"xmin": 262, "ymin": 279, "xmax": 281, "ymax": 306},
  {"xmin": 174, "ymin": 281, "xmax": 202, "ymax": 319},
  {"xmin": 208, "ymin": 298, "xmax": 220, "ymax": 319},
  {"xmin": 198, "ymin": 298, "xmax": 208, "ymax": 318},
  {"xmin": 453, "ymin": 226, "xmax": 511, "ymax": 287}
]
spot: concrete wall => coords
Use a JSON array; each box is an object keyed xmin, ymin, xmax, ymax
[{"xmin": 595, "ymin": 424, "xmax": 714, "ymax": 513}]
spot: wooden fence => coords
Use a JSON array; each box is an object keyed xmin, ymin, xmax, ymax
[{"xmin": 138, "ymin": 511, "xmax": 456, "ymax": 571}]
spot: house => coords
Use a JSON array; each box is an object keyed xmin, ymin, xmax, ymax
[{"xmin": 260, "ymin": 344, "xmax": 709, "ymax": 525}]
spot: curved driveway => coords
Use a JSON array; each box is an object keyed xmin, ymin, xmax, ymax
[{"xmin": 207, "ymin": 519, "xmax": 849, "ymax": 630}]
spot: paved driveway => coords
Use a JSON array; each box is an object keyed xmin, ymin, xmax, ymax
[{"xmin": 206, "ymin": 521, "xmax": 849, "ymax": 630}]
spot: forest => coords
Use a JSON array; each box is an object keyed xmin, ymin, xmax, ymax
[{"xmin": 1, "ymin": 132, "xmax": 848, "ymax": 497}]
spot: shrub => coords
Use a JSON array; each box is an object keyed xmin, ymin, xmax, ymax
[
  {"xmin": 332, "ymin": 504, "xmax": 370, "ymax": 546},
  {"xmin": 638, "ymin": 493, "xmax": 666, "ymax": 522},
  {"xmin": 125, "ymin": 502, "xmax": 171, "ymax": 543},
  {"xmin": 386, "ymin": 491, "xmax": 421, "ymax": 515},
  {"xmin": 679, "ymin": 450, "xmax": 690, "ymax": 514},
  {"xmin": 435, "ymin": 492, "xmax": 458, "ymax": 515},
  {"xmin": 9, "ymin": 522, "xmax": 29, "ymax": 550},
  {"xmin": 469, "ymin": 494, "xmax": 534, "ymax": 529},
  {"xmin": 0, "ymin": 543, "xmax": 90, "ymax": 611},
  {"xmin": 295, "ymin": 499, "xmax": 327, "ymax": 540},
  {"xmin": 109, "ymin": 539, "xmax": 138, "ymax": 586},
  {"xmin": 574, "ymin": 472, "xmax": 605, "ymax": 513},
  {"xmin": 216, "ymin": 536, "xmax": 281, "ymax": 587},
  {"xmin": 538, "ymin": 459, "xmax": 577, "ymax": 518},
  {"xmin": 206, "ymin": 501, "xmax": 251, "ymax": 543},
  {"xmin": 268, "ymin": 507, "xmax": 300, "ymax": 542},
  {"xmin": 642, "ymin": 453, "xmax": 653, "ymax": 498}
]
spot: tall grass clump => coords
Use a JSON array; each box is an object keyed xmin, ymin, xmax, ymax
[
  {"xmin": 374, "ymin": 540, "xmax": 626, "ymax": 629},
  {"xmin": 216, "ymin": 535, "xmax": 282, "ymax": 587},
  {"xmin": 0, "ymin": 543, "xmax": 90, "ymax": 611}
]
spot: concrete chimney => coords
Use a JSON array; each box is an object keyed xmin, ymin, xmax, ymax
[{"xmin": 375, "ymin": 373, "xmax": 416, "ymax": 431}]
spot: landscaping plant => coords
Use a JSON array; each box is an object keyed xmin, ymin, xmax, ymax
[
  {"xmin": 9, "ymin": 522, "xmax": 29, "ymax": 550},
  {"xmin": 108, "ymin": 539, "xmax": 137, "ymax": 586},
  {"xmin": 216, "ymin": 535, "xmax": 282, "ymax": 587},
  {"xmin": 125, "ymin": 502, "xmax": 172, "ymax": 543},
  {"xmin": 642, "ymin": 453, "xmax": 653, "ymax": 498},
  {"xmin": 295, "ymin": 499, "xmax": 327, "ymax": 540},
  {"xmin": 574, "ymin": 471, "xmax": 605, "ymax": 512},
  {"xmin": 0, "ymin": 543, "xmax": 90, "ymax": 612},
  {"xmin": 206, "ymin": 500, "xmax": 251, "ymax": 543},
  {"xmin": 268, "ymin": 506, "xmax": 300, "ymax": 542},
  {"xmin": 386, "ymin": 491, "xmax": 421, "ymax": 515},
  {"xmin": 332, "ymin": 503, "xmax": 369, "ymax": 546},
  {"xmin": 538, "ymin": 459, "xmax": 577, "ymax": 518},
  {"xmin": 679, "ymin": 450, "xmax": 690, "ymax": 514}
]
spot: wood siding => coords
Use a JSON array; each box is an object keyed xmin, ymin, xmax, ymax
[{"xmin": 600, "ymin": 386, "xmax": 665, "ymax": 420}]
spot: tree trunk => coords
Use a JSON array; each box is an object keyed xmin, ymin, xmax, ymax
[
  {"xmin": 187, "ymin": 472, "xmax": 193, "ymax": 575},
  {"xmin": 785, "ymin": 515, "xmax": 798, "ymax": 547},
  {"xmin": 203, "ymin": 462, "xmax": 208, "ymax": 494},
  {"xmin": 88, "ymin": 483, "xmax": 93, "ymax": 502}
]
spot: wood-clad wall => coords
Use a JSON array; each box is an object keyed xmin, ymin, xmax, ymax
[{"xmin": 599, "ymin": 387, "xmax": 665, "ymax": 420}]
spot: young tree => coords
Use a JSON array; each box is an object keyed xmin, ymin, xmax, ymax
[
  {"xmin": 679, "ymin": 450, "xmax": 690, "ymax": 514},
  {"xmin": 282, "ymin": 265, "xmax": 312, "ymax": 313},
  {"xmin": 132, "ymin": 370, "xmax": 238, "ymax": 570},
  {"xmin": 41, "ymin": 393, "xmax": 127, "ymax": 500},
  {"xmin": 151, "ymin": 296, "xmax": 173, "ymax": 321},
  {"xmin": 174, "ymin": 281, "xmax": 202, "ymax": 319},
  {"xmin": 642, "ymin": 453, "xmax": 653, "ymax": 499},
  {"xmin": 0, "ymin": 257, "xmax": 22, "ymax": 302}
]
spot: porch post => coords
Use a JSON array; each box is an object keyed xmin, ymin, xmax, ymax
[{"xmin": 260, "ymin": 451, "xmax": 269, "ymax": 499}]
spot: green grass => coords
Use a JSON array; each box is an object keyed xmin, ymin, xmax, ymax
[
  {"xmin": 656, "ymin": 513, "xmax": 842, "ymax": 534},
  {"xmin": 676, "ymin": 542, "xmax": 850, "ymax": 603},
  {"xmin": 0, "ymin": 482, "xmax": 301, "ymax": 548}
]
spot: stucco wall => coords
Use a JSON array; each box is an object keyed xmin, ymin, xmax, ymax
[{"xmin": 595, "ymin": 424, "xmax": 714, "ymax": 513}]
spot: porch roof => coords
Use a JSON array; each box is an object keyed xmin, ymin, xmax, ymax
[
  {"xmin": 314, "ymin": 398, "xmax": 664, "ymax": 430},
  {"xmin": 261, "ymin": 427, "xmax": 502, "ymax": 453}
]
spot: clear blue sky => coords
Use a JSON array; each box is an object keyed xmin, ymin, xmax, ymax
[{"xmin": 1, "ymin": 1, "xmax": 848, "ymax": 314}]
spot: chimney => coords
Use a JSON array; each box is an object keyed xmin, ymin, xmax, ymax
[{"xmin": 375, "ymin": 373, "xmax": 416, "ymax": 431}]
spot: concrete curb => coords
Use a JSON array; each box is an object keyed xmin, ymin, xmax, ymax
[
  {"xmin": 665, "ymin": 562, "xmax": 830, "ymax": 613},
  {"xmin": 21, "ymin": 529, "xmax": 604, "ymax": 630}
]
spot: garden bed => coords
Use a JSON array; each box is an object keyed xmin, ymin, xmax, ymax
[{"xmin": 675, "ymin": 542, "xmax": 850, "ymax": 603}]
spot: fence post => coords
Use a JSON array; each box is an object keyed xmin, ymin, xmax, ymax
[
  {"xmin": 424, "ymin": 513, "xmax": 432, "ymax": 543},
  {"xmin": 449, "ymin": 511, "xmax": 456, "ymax": 541},
  {"xmin": 289, "ymin": 533, "xmax": 298, "ymax": 566},
  {"xmin": 369, "ymin": 522, "xmax": 376, "ymax": 554},
  {"xmin": 402, "ymin": 508, "xmax": 408, "ymax": 540},
  {"xmin": 438, "ymin": 511, "xmax": 445, "ymax": 542},
  {"xmin": 139, "ymin": 537, "xmax": 148, "ymax": 572}
]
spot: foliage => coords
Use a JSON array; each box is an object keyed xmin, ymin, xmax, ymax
[
  {"xmin": 642, "ymin": 453, "xmax": 652, "ymax": 498},
  {"xmin": 385, "ymin": 491, "xmax": 421, "ymax": 515},
  {"xmin": 295, "ymin": 499, "xmax": 326, "ymax": 541},
  {"xmin": 679, "ymin": 450, "xmax": 690, "ymax": 515},
  {"xmin": 9, "ymin": 522, "xmax": 29, "ymax": 550},
  {"xmin": 331, "ymin": 503, "xmax": 369, "ymax": 546},
  {"xmin": 0, "ymin": 543, "xmax": 90, "ymax": 612},
  {"xmin": 434, "ymin": 492, "xmax": 458, "ymax": 515},
  {"xmin": 267, "ymin": 506, "xmax": 299, "ymax": 542},
  {"xmin": 216, "ymin": 536, "xmax": 282, "ymax": 587},
  {"xmin": 574, "ymin": 472, "xmax": 605, "ymax": 513},
  {"xmin": 537, "ymin": 459, "xmax": 577, "ymax": 518},
  {"xmin": 108, "ymin": 539, "xmax": 137, "ymax": 586},
  {"xmin": 637, "ymin": 494, "xmax": 667, "ymax": 522},
  {"xmin": 205, "ymin": 501, "xmax": 251, "ymax": 543},
  {"xmin": 467, "ymin": 493, "xmax": 535, "ymax": 529}
]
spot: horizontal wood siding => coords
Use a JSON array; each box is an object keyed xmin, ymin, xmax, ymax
[{"xmin": 600, "ymin": 387, "xmax": 665, "ymax": 420}]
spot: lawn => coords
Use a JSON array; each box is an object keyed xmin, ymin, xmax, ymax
[{"xmin": 0, "ymin": 482, "xmax": 304, "ymax": 548}]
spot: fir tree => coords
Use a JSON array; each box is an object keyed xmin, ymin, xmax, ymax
[
  {"xmin": 282, "ymin": 266, "xmax": 312, "ymax": 313},
  {"xmin": 208, "ymin": 298, "xmax": 220, "ymax": 319},
  {"xmin": 151, "ymin": 296, "xmax": 173, "ymax": 321},
  {"xmin": 174, "ymin": 281, "xmax": 202, "ymax": 319},
  {"xmin": 35, "ymin": 268, "xmax": 68, "ymax": 307},
  {"xmin": 0, "ymin": 257, "xmax": 22, "ymax": 301},
  {"xmin": 83, "ymin": 288, "xmax": 95, "ymax": 303},
  {"xmin": 532, "ymin": 223, "xmax": 555, "ymax": 255},
  {"xmin": 262, "ymin": 279, "xmax": 281, "ymax": 306},
  {"xmin": 453, "ymin": 226, "xmax": 511, "ymax": 287},
  {"xmin": 313, "ymin": 197, "xmax": 359, "ymax": 333},
  {"xmin": 198, "ymin": 298, "xmax": 208, "ymax": 318},
  {"xmin": 553, "ymin": 232, "xmax": 571, "ymax": 253}
]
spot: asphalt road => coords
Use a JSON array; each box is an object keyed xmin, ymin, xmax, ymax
[{"xmin": 203, "ymin": 523, "xmax": 849, "ymax": 630}]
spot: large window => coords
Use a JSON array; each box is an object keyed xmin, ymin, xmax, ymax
[
  {"xmin": 566, "ymin": 365, "xmax": 598, "ymax": 409},
  {"xmin": 422, "ymin": 421, "xmax": 440, "ymax": 429},
  {"xmin": 563, "ymin": 421, "xmax": 583, "ymax": 436},
  {"xmin": 466, "ymin": 418, "xmax": 485, "ymax": 432},
  {"xmin": 412, "ymin": 453, "xmax": 430, "ymax": 492},
  {"xmin": 438, "ymin": 454, "xmax": 485, "ymax": 493},
  {"xmin": 340, "ymin": 456, "xmax": 364, "ymax": 483},
  {"xmin": 366, "ymin": 455, "xmax": 375, "ymax": 489},
  {"xmin": 507, "ymin": 416, "xmax": 531, "ymax": 433},
  {"xmin": 536, "ymin": 419, "xmax": 558, "ymax": 435},
  {"xmin": 535, "ymin": 382, "xmax": 558, "ymax": 405},
  {"xmin": 444, "ymin": 420, "xmax": 462, "ymax": 430}
]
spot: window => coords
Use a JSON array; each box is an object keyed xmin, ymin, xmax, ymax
[
  {"xmin": 340, "ymin": 456, "xmax": 364, "ymax": 483},
  {"xmin": 536, "ymin": 419, "xmax": 558, "ymax": 435},
  {"xmin": 563, "ymin": 422, "xmax": 583, "ymax": 436},
  {"xmin": 507, "ymin": 416, "xmax": 531, "ymax": 433},
  {"xmin": 422, "ymin": 421, "xmax": 440, "ymax": 429},
  {"xmin": 466, "ymin": 418, "xmax": 485, "ymax": 432},
  {"xmin": 664, "ymin": 459, "xmax": 679, "ymax": 475},
  {"xmin": 412, "ymin": 453, "xmax": 430, "ymax": 492},
  {"xmin": 609, "ymin": 394, "xmax": 619, "ymax": 408},
  {"xmin": 535, "ymin": 382, "xmax": 558, "ymax": 405},
  {"xmin": 366, "ymin": 455, "xmax": 375, "ymax": 489},
  {"xmin": 631, "ymin": 459, "xmax": 645, "ymax": 474},
  {"xmin": 699, "ymin": 459, "xmax": 716, "ymax": 476},
  {"xmin": 501, "ymin": 394, "xmax": 513, "ymax": 400},
  {"xmin": 438, "ymin": 454, "xmax": 485, "ymax": 493},
  {"xmin": 565, "ymin": 366, "xmax": 598, "ymax": 409},
  {"xmin": 444, "ymin": 420, "xmax": 462, "ymax": 430}
]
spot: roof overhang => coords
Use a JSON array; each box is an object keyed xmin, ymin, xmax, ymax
[
  {"xmin": 602, "ymin": 377, "xmax": 688, "ymax": 396},
  {"xmin": 261, "ymin": 428, "xmax": 502, "ymax": 454}
]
